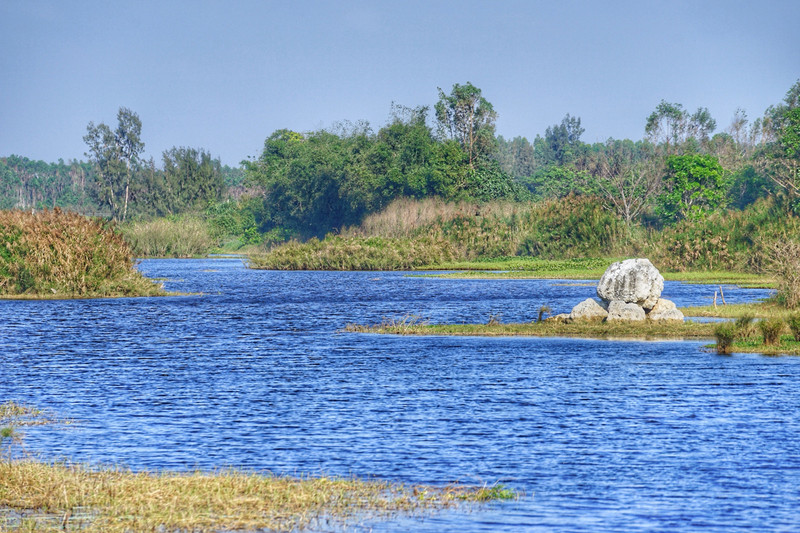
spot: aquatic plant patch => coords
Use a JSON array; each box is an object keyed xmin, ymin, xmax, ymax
[{"xmin": 0, "ymin": 461, "xmax": 515, "ymax": 532}]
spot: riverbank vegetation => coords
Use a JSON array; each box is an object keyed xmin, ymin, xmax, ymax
[
  {"xmin": 3, "ymin": 80, "xmax": 798, "ymax": 267},
  {"xmin": 0, "ymin": 401, "xmax": 514, "ymax": 532},
  {"xmin": 344, "ymin": 315, "xmax": 719, "ymax": 339},
  {"xmin": 0, "ymin": 209, "xmax": 165, "ymax": 298}
]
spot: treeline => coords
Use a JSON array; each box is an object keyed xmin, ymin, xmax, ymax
[
  {"xmin": 0, "ymin": 118, "xmax": 245, "ymax": 220},
  {"xmin": 245, "ymin": 79, "xmax": 800, "ymax": 239},
  {"xmin": 1, "ymin": 79, "xmax": 798, "ymax": 250}
]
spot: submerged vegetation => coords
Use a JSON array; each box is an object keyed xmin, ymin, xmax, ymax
[
  {"xmin": 0, "ymin": 401, "xmax": 514, "ymax": 532},
  {"xmin": 0, "ymin": 209, "xmax": 164, "ymax": 298}
]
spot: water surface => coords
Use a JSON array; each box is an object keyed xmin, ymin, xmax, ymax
[{"xmin": 2, "ymin": 258, "xmax": 798, "ymax": 532}]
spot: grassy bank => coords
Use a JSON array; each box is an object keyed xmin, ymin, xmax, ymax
[
  {"xmin": 0, "ymin": 209, "xmax": 165, "ymax": 298},
  {"xmin": 344, "ymin": 316, "xmax": 718, "ymax": 339},
  {"xmin": 0, "ymin": 462, "xmax": 513, "ymax": 532},
  {"xmin": 345, "ymin": 306, "xmax": 800, "ymax": 356},
  {"xmin": 250, "ymin": 197, "xmax": 797, "ymax": 281},
  {"xmin": 120, "ymin": 216, "xmax": 214, "ymax": 258},
  {"xmin": 248, "ymin": 235, "xmax": 457, "ymax": 270},
  {"xmin": 0, "ymin": 402, "xmax": 515, "ymax": 532}
]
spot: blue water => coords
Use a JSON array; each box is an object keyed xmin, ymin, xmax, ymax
[{"xmin": 2, "ymin": 258, "xmax": 799, "ymax": 532}]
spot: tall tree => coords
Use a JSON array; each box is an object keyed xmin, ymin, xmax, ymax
[
  {"xmin": 658, "ymin": 154, "xmax": 726, "ymax": 222},
  {"xmin": 592, "ymin": 139, "xmax": 661, "ymax": 223},
  {"xmin": 645, "ymin": 100, "xmax": 716, "ymax": 154},
  {"xmin": 161, "ymin": 147, "xmax": 224, "ymax": 213},
  {"xmin": 435, "ymin": 82, "xmax": 497, "ymax": 169},
  {"xmin": 755, "ymin": 80, "xmax": 800, "ymax": 211},
  {"xmin": 83, "ymin": 107, "xmax": 144, "ymax": 222}
]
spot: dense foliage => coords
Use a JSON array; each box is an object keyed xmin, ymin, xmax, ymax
[
  {"xmin": 0, "ymin": 209, "xmax": 164, "ymax": 297},
  {"xmin": 1, "ymin": 79, "xmax": 799, "ymax": 275}
]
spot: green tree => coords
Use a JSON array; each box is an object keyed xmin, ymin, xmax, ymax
[
  {"xmin": 658, "ymin": 154, "xmax": 726, "ymax": 222},
  {"xmin": 435, "ymin": 82, "xmax": 497, "ymax": 169},
  {"xmin": 536, "ymin": 114, "xmax": 585, "ymax": 167},
  {"xmin": 83, "ymin": 107, "xmax": 145, "ymax": 222},
  {"xmin": 161, "ymin": 147, "xmax": 224, "ymax": 213},
  {"xmin": 645, "ymin": 100, "xmax": 716, "ymax": 154}
]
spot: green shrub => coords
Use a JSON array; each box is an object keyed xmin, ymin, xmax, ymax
[
  {"xmin": 787, "ymin": 313, "xmax": 800, "ymax": 342},
  {"xmin": 0, "ymin": 209, "xmax": 163, "ymax": 297},
  {"xmin": 759, "ymin": 318, "xmax": 785, "ymax": 346},
  {"xmin": 714, "ymin": 323, "xmax": 737, "ymax": 354}
]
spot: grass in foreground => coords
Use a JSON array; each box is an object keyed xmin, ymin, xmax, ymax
[
  {"xmin": 0, "ymin": 401, "xmax": 515, "ymax": 532},
  {"xmin": 0, "ymin": 461, "xmax": 514, "ymax": 532}
]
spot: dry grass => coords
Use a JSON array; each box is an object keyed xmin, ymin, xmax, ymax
[
  {"xmin": 344, "ymin": 315, "xmax": 718, "ymax": 339},
  {"xmin": 0, "ymin": 401, "xmax": 515, "ymax": 531},
  {"xmin": 0, "ymin": 461, "xmax": 514, "ymax": 532},
  {"xmin": 121, "ymin": 217, "xmax": 215, "ymax": 258},
  {"xmin": 0, "ymin": 209, "xmax": 164, "ymax": 298}
]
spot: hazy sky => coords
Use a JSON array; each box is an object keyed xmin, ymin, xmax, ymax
[{"xmin": 1, "ymin": 0, "xmax": 798, "ymax": 166}]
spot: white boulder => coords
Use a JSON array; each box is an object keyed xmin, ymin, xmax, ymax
[
  {"xmin": 606, "ymin": 300, "xmax": 647, "ymax": 322},
  {"xmin": 597, "ymin": 258, "xmax": 664, "ymax": 310},
  {"xmin": 647, "ymin": 298, "xmax": 685, "ymax": 322},
  {"xmin": 569, "ymin": 298, "xmax": 609, "ymax": 322}
]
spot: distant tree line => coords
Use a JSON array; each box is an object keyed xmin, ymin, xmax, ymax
[
  {"xmin": 1, "ymin": 79, "xmax": 798, "ymax": 240},
  {"xmin": 1, "ymin": 108, "xmax": 242, "ymax": 221}
]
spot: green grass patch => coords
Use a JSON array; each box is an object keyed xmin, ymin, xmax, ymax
[
  {"xmin": 344, "ymin": 316, "xmax": 718, "ymax": 339},
  {"xmin": 681, "ymin": 302, "xmax": 790, "ymax": 320},
  {"xmin": 0, "ymin": 461, "xmax": 515, "ymax": 533}
]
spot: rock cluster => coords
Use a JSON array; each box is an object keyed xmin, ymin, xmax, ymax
[{"xmin": 560, "ymin": 258, "xmax": 684, "ymax": 323}]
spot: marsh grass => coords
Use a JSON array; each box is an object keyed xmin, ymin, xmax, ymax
[
  {"xmin": 0, "ymin": 400, "xmax": 515, "ymax": 531},
  {"xmin": 344, "ymin": 316, "xmax": 719, "ymax": 339},
  {"xmin": 759, "ymin": 318, "xmax": 786, "ymax": 345},
  {"xmin": 714, "ymin": 323, "xmax": 738, "ymax": 354},
  {"xmin": 0, "ymin": 209, "xmax": 164, "ymax": 298},
  {"xmin": 788, "ymin": 313, "xmax": 800, "ymax": 342},
  {"xmin": 680, "ymin": 302, "xmax": 791, "ymax": 320},
  {"xmin": 121, "ymin": 216, "xmax": 215, "ymax": 258},
  {"xmin": 248, "ymin": 236, "xmax": 457, "ymax": 270},
  {"xmin": 0, "ymin": 461, "xmax": 514, "ymax": 533},
  {"xmin": 346, "ymin": 308, "xmax": 800, "ymax": 355}
]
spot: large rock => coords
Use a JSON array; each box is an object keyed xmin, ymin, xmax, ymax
[
  {"xmin": 606, "ymin": 300, "xmax": 646, "ymax": 322},
  {"xmin": 647, "ymin": 298, "xmax": 684, "ymax": 322},
  {"xmin": 569, "ymin": 298, "xmax": 609, "ymax": 321},
  {"xmin": 597, "ymin": 258, "xmax": 664, "ymax": 310}
]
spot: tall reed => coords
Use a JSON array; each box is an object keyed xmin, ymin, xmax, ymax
[
  {"xmin": 121, "ymin": 216, "xmax": 215, "ymax": 258},
  {"xmin": 0, "ymin": 209, "xmax": 164, "ymax": 297}
]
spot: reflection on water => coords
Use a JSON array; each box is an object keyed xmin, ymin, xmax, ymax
[{"xmin": 2, "ymin": 258, "xmax": 798, "ymax": 532}]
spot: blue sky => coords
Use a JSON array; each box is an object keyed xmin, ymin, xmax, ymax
[{"xmin": 1, "ymin": 0, "xmax": 798, "ymax": 166}]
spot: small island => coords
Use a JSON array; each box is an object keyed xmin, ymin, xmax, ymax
[{"xmin": 346, "ymin": 259, "xmax": 800, "ymax": 356}]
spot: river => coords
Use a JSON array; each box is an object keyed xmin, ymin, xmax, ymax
[{"xmin": 2, "ymin": 257, "xmax": 798, "ymax": 531}]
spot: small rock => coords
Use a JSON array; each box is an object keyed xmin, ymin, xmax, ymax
[
  {"xmin": 569, "ymin": 298, "xmax": 609, "ymax": 322},
  {"xmin": 606, "ymin": 300, "xmax": 646, "ymax": 322},
  {"xmin": 647, "ymin": 298, "xmax": 685, "ymax": 322},
  {"xmin": 545, "ymin": 313, "xmax": 572, "ymax": 323}
]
